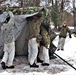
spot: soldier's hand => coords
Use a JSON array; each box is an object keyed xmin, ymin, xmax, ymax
[
  {"xmin": 69, "ymin": 34, "xmax": 72, "ymax": 38},
  {"xmin": 45, "ymin": 45, "xmax": 50, "ymax": 49},
  {"xmin": 37, "ymin": 43, "xmax": 40, "ymax": 48},
  {"xmin": 45, "ymin": 45, "xmax": 49, "ymax": 49}
]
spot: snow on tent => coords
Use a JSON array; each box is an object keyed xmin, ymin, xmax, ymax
[{"xmin": 0, "ymin": 12, "xmax": 39, "ymax": 58}]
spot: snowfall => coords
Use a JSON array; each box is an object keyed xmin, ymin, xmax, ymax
[{"xmin": 0, "ymin": 33, "xmax": 76, "ymax": 75}]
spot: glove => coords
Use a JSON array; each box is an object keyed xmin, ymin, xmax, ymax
[
  {"xmin": 45, "ymin": 45, "xmax": 50, "ymax": 49},
  {"xmin": 69, "ymin": 33, "xmax": 72, "ymax": 38}
]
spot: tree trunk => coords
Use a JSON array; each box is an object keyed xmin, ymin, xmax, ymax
[
  {"xmin": 52, "ymin": 0, "xmax": 54, "ymax": 6},
  {"xmin": 21, "ymin": 0, "xmax": 23, "ymax": 7},
  {"xmin": 55, "ymin": 0, "xmax": 58, "ymax": 6}
]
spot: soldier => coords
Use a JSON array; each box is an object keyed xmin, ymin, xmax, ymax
[
  {"xmin": 27, "ymin": 12, "xmax": 43, "ymax": 68},
  {"xmin": 57, "ymin": 21, "xmax": 72, "ymax": 51},
  {"xmin": 38, "ymin": 18, "xmax": 50, "ymax": 66},
  {"xmin": 38, "ymin": 8, "xmax": 50, "ymax": 66},
  {"xmin": 49, "ymin": 28, "xmax": 57, "ymax": 59},
  {"xmin": 37, "ymin": 8, "xmax": 57, "ymax": 63},
  {"xmin": 1, "ymin": 11, "xmax": 15, "ymax": 69}
]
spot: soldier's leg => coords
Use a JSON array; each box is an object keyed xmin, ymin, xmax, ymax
[
  {"xmin": 61, "ymin": 38, "xmax": 65, "ymax": 50},
  {"xmin": 29, "ymin": 38, "xmax": 39, "ymax": 67},
  {"xmin": 57, "ymin": 37, "xmax": 62, "ymax": 50},
  {"xmin": 28, "ymin": 40, "xmax": 31, "ymax": 63},
  {"xmin": 1, "ymin": 52, "xmax": 8, "ymax": 64},
  {"xmin": 1, "ymin": 43, "xmax": 10, "ymax": 63},
  {"xmin": 49, "ymin": 43, "xmax": 56, "ymax": 55},
  {"xmin": 7, "ymin": 42, "xmax": 15, "ymax": 68},
  {"xmin": 51, "ymin": 43, "xmax": 57, "ymax": 52},
  {"xmin": 42, "ymin": 46, "xmax": 49, "ymax": 66},
  {"xmin": 38, "ymin": 46, "xmax": 44, "ymax": 61},
  {"xmin": 49, "ymin": 43, "xmax": 57, "ymax": 59},
  {"xmin": 1, "ymin": 44, "xmax": 9, "ymax": 69}
]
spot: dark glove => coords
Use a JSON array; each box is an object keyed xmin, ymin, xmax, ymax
[{"xmin": 69, "ymin": 33, "xmax": 72, "ymax": 38}]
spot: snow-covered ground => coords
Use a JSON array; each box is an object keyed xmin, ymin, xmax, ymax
[
  {"xmin": 0, "ymin": 34, "xmax": 76, "ymax": 75},
  {"xmin": 53, "ymin": 34, "xmax": 76, "ymax": 75}
]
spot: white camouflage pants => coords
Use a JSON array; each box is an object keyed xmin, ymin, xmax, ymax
[
  {"xmin": 1, "ymin": 42, "xmax": 15, "ymax": 66},
  {"xmin": 58, "ymin": 37, "xmax": 65, "ymax": 49},
  {"xmin": 39, "ymin": 46, "xmax": 49, "ymax": 63},
  {"xmin": 28, "ymin": 38, "xmax": 38, "ymax": 65}
]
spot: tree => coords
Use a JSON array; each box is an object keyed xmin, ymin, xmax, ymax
[
  {"xmin": 51, "ymin": 0, "xmax": 61, "ymax": 28},
  {"xmin": 19, "ymin": 0, "xmax": 40, "ymax": 7},
  {"xmin": 73, "ymin": 0, "xmax": 76, "ymax": 28}
]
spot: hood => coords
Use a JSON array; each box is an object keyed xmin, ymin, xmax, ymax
[{"xmin": 0, "ymin": 12, "xmax": 9, "ymax": 23}]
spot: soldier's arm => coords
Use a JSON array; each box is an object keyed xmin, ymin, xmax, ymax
[
  {"xmin": 8, "ymin": 11, "xmax": 15, "ymax": 26},
  {"xmin": 67, "ymin": 27, "xmax": 72, "ymax": 38}
]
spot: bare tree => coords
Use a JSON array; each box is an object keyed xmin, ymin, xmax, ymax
[{"xmin": 19, "ymin": 0, "xmax": 40, "ymax": 7}]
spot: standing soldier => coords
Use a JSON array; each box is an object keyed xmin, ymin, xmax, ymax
[
  {"xmin": 57, "ymin": 21, "xmax": 72, "ymax": 51},
  {"xmin": 38, "ymin": 8, "xmax": 50, "ymax": 66},
  {"xmin": 1, "ymin": 11, "xmax": 15, "ymax": 69},
  {"xmin": 38, "ymin": 24, "xmax": 50, "ymax": 66},
  {"xmin": 27, "ymin": 12, "xmax": 43, "ymax": 68}
]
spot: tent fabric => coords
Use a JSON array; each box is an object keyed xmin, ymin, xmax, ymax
[{"xmin": 0, "ymin": 12, "xmax": 39, "ymax": 58}]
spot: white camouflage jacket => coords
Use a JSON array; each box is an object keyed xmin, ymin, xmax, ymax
[{"xmin": 1, "ymin": 11, "xmax": 15, "ymax": 44}]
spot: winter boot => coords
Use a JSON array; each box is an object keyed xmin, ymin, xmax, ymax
[
  {"xmin": 30, "ymin": 63, "xmax": 39, "ymax": 68},
  {"xmin": 41, "ymin": 63, "xmax": 49, "ymax": 66},
  {"xmin": 37, "ymin": 57, "xmax": 43, "ymax": 63},
  {"xmin": 61, "ymin": 49, "xmax": 64, "ymax": 51},
  {"xmin": 1, "ymin": 62, "xmax": 6, "ymax": 69},
  {"xmin": 6, "ymin": 65, "xmax": 14, "ymax": 69}
]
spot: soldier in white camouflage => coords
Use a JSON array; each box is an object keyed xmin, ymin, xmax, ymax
[{"xmin": 1, "ymin": 11, "xmax": 15, "ymax": 69}]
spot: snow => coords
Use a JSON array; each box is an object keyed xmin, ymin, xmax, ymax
[
  {"xmin": 0, "ymin": 35, "xmax": 76, "ymax": 75},
  {"xmin": 55, "ymin": 69, "xmax": 76, "ymax": 75},
  {"xmin": 54, "ymin": 34, "xmax": 76, "ymax": 60},
  {"xmin": 53, "ymin": 34, "xmax": 76, "ymax": 75},
  {"xmin": 1, "ymin": 0, "xmax": 19, "ymax": 7},
  {"xmin": 68, "ymin": 26, "xmax": 74, "ymax": 29}
]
